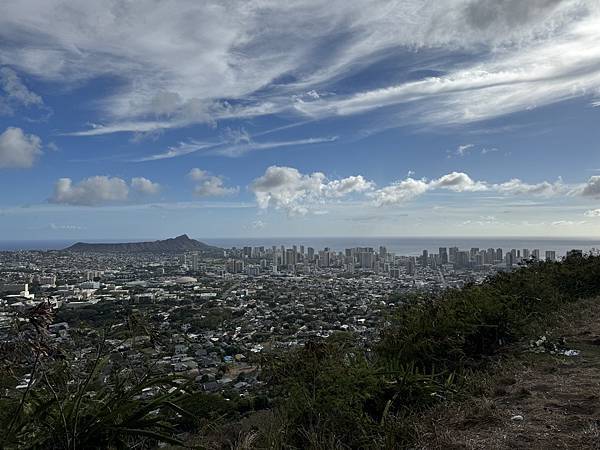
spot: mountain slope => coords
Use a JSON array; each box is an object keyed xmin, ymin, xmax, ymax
[{"xmin": 64, "ymin": 234, "xmax": 221, "ymax": 254}]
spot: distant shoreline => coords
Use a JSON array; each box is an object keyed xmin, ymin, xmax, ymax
[{"xmin": 2, "ymin": 236, "xmax": 599, "ymax": 256}]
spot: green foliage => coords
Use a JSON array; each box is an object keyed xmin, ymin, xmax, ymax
[
  {"xmin": 252, "ymin": 255, "xmax": 600, "ymax": 448},
  {"xmin": 1, "ymin": 348, "xmax": 197, "ymax": 449},
  {"xmin": 261, "ymin": 332, "xmax": 384, "ymax": 448}
]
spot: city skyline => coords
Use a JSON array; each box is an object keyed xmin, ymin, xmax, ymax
[{"xmin": 1, "ymin": 1, "xmax": 600, "ymax": 239}]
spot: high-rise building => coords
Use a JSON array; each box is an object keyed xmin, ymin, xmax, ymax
[
  {"xmin": 225, "ymin": 259, "xmax": 245, "ymax": 273},
  {"xmin": 470, "ymin": 248, "xmax": 479, "ymax": 261},
  {"xmin": 285, "ymin": 248, "xmax": 297, "ymax": 267},
  {"xmin": 191, "ymin": 253, "xmax": 200, "ymax": 271},
  {"xmin": 486, "ymin": 248, "xmax": 495, "ymax": 264},
  {"xmin": 449, "ymin": 247, "xmax": 459, "ymax": 263},
  {"xmin": 522, "ymin": 249, "xmax": 530, "ymax": 259},
  {"xmin": 506, "ymin": 252, "xmax": 514, "ymax": 268},
  {"xmin": 545, "ymin": 250, "xmax": 556, "ymax": 261},
  {"xmin": 532, "ymin": 249, "xmax": 540, "ymax": 260},
  {"xmin": 422, "ymin": 249, "xmax": 429, "ymax": 267},
  {"xmin": 359, "ymin": 251, "xmax": 374, "ymax": 269},
  {"xmin": 439, "ymin": 247, "xmax": 448, "ymax": 264},
  {"xmin": 307, "ymin": 247, "xmax": 315, "ymax": 262},
  {"xmin": 456, "ymin": 251, "xmax": 470, "ymax": 268},
  {"xmin": 407, "ymin": 257, "xmax": 416, "ymax": 275},
  {"xmin": 496, "ymin": 248, "xmax": 503, "ymax": 262},
  {"xmin": 475, "ymin": 252, "xmax": 484, "ymax": 266}
]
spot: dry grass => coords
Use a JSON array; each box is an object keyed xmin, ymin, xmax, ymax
[{"xmin": 413, "ymin": 298, "xmax": 600, "ymax": 450}]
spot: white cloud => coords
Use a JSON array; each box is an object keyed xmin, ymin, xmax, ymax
[
  {"xmin": 136, "ymin": 136, "xmax": 336, "ymax": 161},
  {"xmin": 579, "ymin": 175, "xmax": 600, "ymax": 198},
  {"xmin": 188, "ymin": 168, "xmax": 210, "ymax": 182},
  {"xmin": 50, "ymin": 176, "xmax": 130, "ymax": 206},
  {"xmin": 131, "ymin": 177, "xmax": 161, "ymax": 195},
  {"xmin": 370, "ymin": 178, "xmax": 430, "ymax": 206},
  {"xmin": 250, "ymin": 166, "xmax": 324, "ymax": 215},
  {"xmin": 188, "ymin": 168, "xmax": 238, "ymax": 197},
  {"xmin": 551, "ymin": 220, "xmax": 586, "ymax": 226},
  {"xmin": 0, "ymin": 126, "xmax": 42, "ymax": 168},
  {"xmin": 456, "ymin": 144, "xmax": 474, "ymax": 156},
  {"xmin": 584, "ymin": 208, "xmax": 600, "ymax": 217},
  {"xmin": 431, "ymin": 172, "xmax": 488, "ymax": 192},
  {"xmin": 370, "ymin": 172, "xmax": 486, "ymax": 206},
  {"xmin": 250, "ymin": 166, "xmax": 374, "ymax": 215},
  {"xmin": 251, "ymin": 167, "xmax": 584, "ymax": 212},
  {"xmin": 194, "ymin": 178, "xmax": 239, "ymax": 197},
  {"xmin": 3, "ymin": 0, "xmax": 597, "ymax": 134},
  {"xmin": 481, "ymin": 147, "xmax": 499, "ymax": 155},
  {"xmin": 494, "ymin": 178, "xmax": 567, "ymax": 196},
  {"xmin": 213, "ymin": 136, "xmax": 338, "ymax": 157},
  {"xmin": 369, "ymin": 172, "xmax": 576, "ymax": 206},
  {"xmin": 135, "ymin": 141, "xmax": 215, "ymax": 162},
  {"xmin": 50, "ymin": 175, "xmax": 160, "ymax": 205},
  {"xmin": 49, "ymin": 223, "xmax": 85, "ymax": 231},
  {"xmin": 0, "ymin": 66, "xmax": 43, "ymax": 115}
]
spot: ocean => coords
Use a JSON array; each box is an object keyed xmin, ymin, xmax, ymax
[
  {"xmin": 1, "ymin": 237, "xmax": 598, "ymax": 257},
  {"xmin": 202, "ymin": 237, "xmax": 599, "ymax": 257}
]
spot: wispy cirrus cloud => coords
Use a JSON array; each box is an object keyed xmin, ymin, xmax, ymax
[
  {"xmin": 3, "ymin": 0, "xmax": 598, "ymax": 136},
  {"xmin": 134, "ymin": 141, "xmax": 216, "ymax": 162},
  {"xmin": 135, "ymin": 136, "xmax": 337, "ymax": 161}
]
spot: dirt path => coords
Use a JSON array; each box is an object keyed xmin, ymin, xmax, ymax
[{"xmin": 417, "ymin": 299, "xmax": 600, "ymax": 449}]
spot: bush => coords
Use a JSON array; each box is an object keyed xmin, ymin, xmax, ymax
[{"xmin": 254, "ymin": 255, "xmax": 600, "ymax": 448}]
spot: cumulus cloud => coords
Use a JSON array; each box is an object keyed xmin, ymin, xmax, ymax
[
  {"xmin": 494, "ymin": 178, "xmax": 567, "ymax": 196},
  {"xmin": 250, "ymin": 166, "xmax": 374, "ymax": 215},
  {"xmin": 251, "ymin": 166, "xmax": 585, "ymax": 212},
  {"xmin": 2, "ymin": 0, "xmax": 597, "ymax": 134},
  {"xmin": 131, "ymin": 177, "xmax": 161, "ymax": 195},
  {"xmin": 188, "ymin": 168, "xmax": 238, "ymax": 197},
  {"xmin": 431, "ymin": 172, "xmax": 488, "ymax": 192},
  {"xmin": 370, "ymin": 172, "xmax": 487, "ymax": 206},
  {"xmin": 369, "ymin": 178, "xmax": 430, "ymax": 206},
  {"xmin": 323, "ymin": 175, "xmax": 374, "ymax": 197},
  {"xmin": 0, "ymin": 126, "xmax": 42, "ymax": 168},
  {"xmin": 50, "ymin": 176, "xmax": 129, "ymax": 206},
  {"xmin": 579, "ymin": 175, "xmax": 600, "ymax": 198},
  {"xmin": 50, "ymin": 175, "xmax": 160, "ymax": 205}
]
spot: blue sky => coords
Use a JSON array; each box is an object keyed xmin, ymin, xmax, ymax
[{"xmin": 1, "ymin": 0, "xmax": 600, "ymax": 240}]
